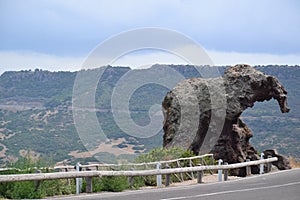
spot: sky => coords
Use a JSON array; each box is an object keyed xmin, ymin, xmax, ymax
[{"xmin": 0, "ymin": 0, "xmax": 300, "ymax": 74}]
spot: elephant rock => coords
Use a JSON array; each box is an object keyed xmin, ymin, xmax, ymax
[{"xmin": 162, "ymin": 64, "xmax": 290, "ymax": 176}]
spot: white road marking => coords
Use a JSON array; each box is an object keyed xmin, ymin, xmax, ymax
[{"xmin": 160, "ymin": 181, "xmax": 300, "ymax": 200}]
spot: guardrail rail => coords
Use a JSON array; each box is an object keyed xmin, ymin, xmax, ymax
[{"xmin": 0, "ymin": 155, "xmax": 278, "ymax": 195}]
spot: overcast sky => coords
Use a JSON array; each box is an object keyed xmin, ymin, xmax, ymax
[{"xmin": 0, "ymin": 0, "xmax": 299, "ymax": 74}]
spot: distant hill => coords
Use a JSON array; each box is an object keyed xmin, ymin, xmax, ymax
[{"xmin": 0, "ymin": 65, "xmax": 299, "ymax": 165}]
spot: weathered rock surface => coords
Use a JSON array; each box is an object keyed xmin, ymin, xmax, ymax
[
  {"xmin": 162, "ymin": 64, "xmax": 290, "ymax": 176},
  {"xmin": 263, "ymin": 149, "xmax": 291, "ymax": 170}
]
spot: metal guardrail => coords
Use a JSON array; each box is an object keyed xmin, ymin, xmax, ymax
[
  {"xmin": 0, "ymin": 168, "xmax": 20, "ymax": 172},
  {"xmin": 0, "ymin": 154, "xmax": 214, "ymax": 190},
  {"xmin": 0, "ymin": 156, "xmax": 278, "ymax": 195},
  {"xmin": 0, "ymin": 154, "xmax": 214, "ymax": 173},
  {"xmin": 53, "ymin": 154, "xmax": 214, "ymax": 171},
  {"xmin": 0, "ymin": 157, "xmax": 277, "ymax": 183}
]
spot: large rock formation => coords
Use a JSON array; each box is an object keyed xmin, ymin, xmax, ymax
[{"xmin": 162, "ymin": 64, "xmax": 290, "ymax": 176}]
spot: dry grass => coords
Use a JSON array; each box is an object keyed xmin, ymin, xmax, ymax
[{"xmin": 288, "ymin": 157, "xmax": 300, "ymax": 168}]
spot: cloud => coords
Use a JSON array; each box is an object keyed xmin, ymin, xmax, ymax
[{"xmin": 1, "ymin": 0, "xmax": 299, "ymax": 56}]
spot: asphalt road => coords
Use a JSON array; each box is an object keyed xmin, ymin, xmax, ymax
[{"xmin": 51, "ymin": 168, "xmax": 300, "ymax": 200}]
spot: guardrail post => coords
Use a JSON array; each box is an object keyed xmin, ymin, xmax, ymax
[
  {"xmin": 223, "ymin": 162, "xmax": 228, "ymax": 181},
  {"xmin": 218, "ymin": 159, "xmax": 223, "ymax": 182},
  {"xmin": 260, "ymin": 153, "xmax": 264, "ymax": 174},
  {"xmin": 85, "ymin": 168, "xmax": 92, "ymax": 193},
  {"xmin": 156, "ymin": 162, "xmax": 162, "ymax": 187},
  {"xmin": 177, "ymin": 160, "xmax": 184, "ymax": 181},
  {"xmin": 189, "ymin": 159, "xmax": 195, "ymax": 179},
  {"xmin": 197, "ymin": 164, "xmax": 203, "ymax": 184},
  {"xmin": 128, "ymin": 168, "xmax": 134, "ymax": 188},
  {"xmin": 34, "ymin": 169, "xmax": 41, "ymax": 191},
  {"xmin": 75, "ymin": 162, "xmax": 82, "ymax": 195},
  {"xmin": 64, "ymin": 168, "xmax": 71, "ymax": 185},
  {"xmin": 246, "ymin": 159, "xmax": 251, "ymax": 176},
  {"xmin": 165, "ymin": 164, "xmax": 170, "ymax": 187},
  {"xmin": 266, "ymin": 156, "xmax": 272, "ymax": 173}
]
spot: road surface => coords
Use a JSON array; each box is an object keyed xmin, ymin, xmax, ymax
[{"xmin": 50, "ymin": 168, "xmax": 300, "ymax": 200}]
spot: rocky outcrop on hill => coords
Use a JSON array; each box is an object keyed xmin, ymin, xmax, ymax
[{"xmin": 162, "ymin": 64, "xmax": 290, "ymax": 176}]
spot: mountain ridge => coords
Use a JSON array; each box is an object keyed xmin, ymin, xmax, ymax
[{"xmin": 0, "ymin": 65, "xmax": 299, "ymax": 165}]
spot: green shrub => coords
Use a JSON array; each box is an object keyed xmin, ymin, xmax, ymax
[
  {"xmin": 135, "ymin": 147, "xmax": 193, "ymax": 164},
  {"xmin": 82, "ymin": 176, "xmax": 130, "ymax": 193},
  {"xmin": 5, "ymin": 181, "xmax": 44, "ymax": 199},
  {"xmin": 0, "ymin": 175, "xmax": 73, "ymax": 199},
  {"xmin": 101, "ymin": 176, "xmax": 129, "ymax": 192},
  {"xmin": 131, "ymin": 176, "xmax": 145, "ymax": 189},
  {"xmin": 0, "ymin": 154, "xmax": 75, "ymax": 199},
  {"xmin": 134, "ymin": 147, "xmax": 196, "ymax": 186},
  {"xmin": 40, "ymin": 179, "xmax": 74, "ymax": 196},
  {"xmin": 92, "ymin": 177, "xmax": 104, "ymax": 192}
]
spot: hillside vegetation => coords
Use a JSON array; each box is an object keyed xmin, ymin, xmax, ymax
[{"xmin": 0, "ymin": 65, "xmax": 299, "ymax": 165}]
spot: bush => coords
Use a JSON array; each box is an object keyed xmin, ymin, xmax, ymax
[
  {"xmin": 40, "ymin": 179, "xmax": 74, "ymax": 196},
  {"xmin": 5, "ymin": 181, "xmax": 43, "ymax": 199},
  {"xmin": 134, "ymin": 147, "xmax": 196, "ymax": 186},
  {"xmin": 131, "ymin": 176, "xmax": 145, "ymax": 189},
  {"xmin": 82, "ymin": 176, "xmax": 129, "ymax": 193},
  {"xmin": 132, "ymin": 146, "xmax": 144, "ymax": 151},
  {"xmin": 135, "ymin": 147, "xmax": 194, "ymax": 164},
  {"xmin": 0, "ymin": 151, "xmax": 133, "ymax": 199},
  {"xmin": 0, "ymin": 154, "xmax": 74, "ymax": 199},
  {"xmin": 101, "ymin": 176, "xmax": 129, "ymax": 192},
  {"xmin": 92, "ymin": 177, "xmax": 104, "ymax": 192}
]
